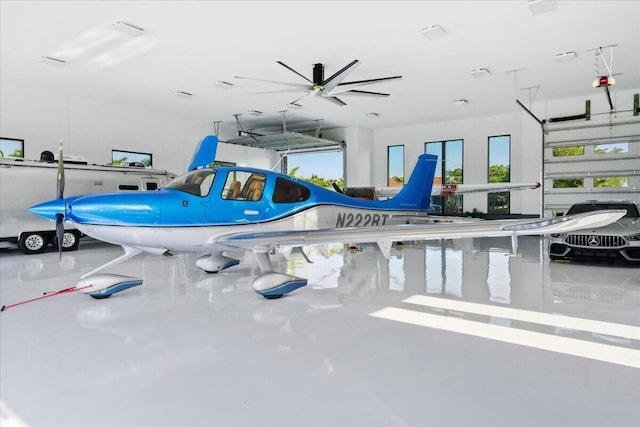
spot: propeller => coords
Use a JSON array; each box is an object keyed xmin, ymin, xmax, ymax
[
  {"xmin": 235, "ymin": 60, "xmax": 401, "ymax": 107},
  {"xmin": 55, "ymin": 140, "xmax": 65, "ymax": 259}
]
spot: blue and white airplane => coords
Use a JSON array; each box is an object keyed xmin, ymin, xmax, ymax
[{"xmin": 28, "ymin": 136, "xmax": 624, "ymax": 300}]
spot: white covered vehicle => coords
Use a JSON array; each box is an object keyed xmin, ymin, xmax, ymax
[{"xmin": 0, "ymin": 156, "xmax": 175, "ymax": 254}]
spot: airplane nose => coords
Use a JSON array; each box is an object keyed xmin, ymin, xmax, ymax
[{"xmin": 29, "ymin": 198, "xmax": 66, "ymax": 221}]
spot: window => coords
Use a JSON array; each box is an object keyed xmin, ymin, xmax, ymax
[
  {"xmin": 552, "ymin": 146, "xmax": 584, "ymax": 157},
  {"xmin": 272, "ymin": 178, "xmax": 310, "ymax": 203},
  {"xmin": 118, "ymin": 184, "xmax": 140, "ymax": 191},
  {"xmin": 212, "ymin": 160, "xmax": 236, "ymax": 167},
  {"xmin": 286, "ymin": 151, "xmax": 343, "ymax": 188},
  {"xmin": 164, "ymin": 169, "xmax": 216, "ymax": 197},
  {"xmin": 594, "ymin": 176, "xmax": 628, "ymax": 188},
  {"xmin": 425, "ymin": 140, "xmax": 463, "ymax": 214},
  {"xmin": 488, "ymin": 135, "xmax": 510, "ymax": 214},
  {"xmin": 387, "ymin": 145, "xmax": 404, "ymax": 187},
  {"xmin": 553, "ymin": 178, "xmax": 584, "ymax": 188},
  {"xmin": 425, "ymin": 143, "xmax": 443, "ymax": 213},
  {"xmin": 0, "ymin": 137, "xmax": 24, "ymax": 158},
  {"xmin": 221, "ymin": 171, "xmax": 266, "ymax": 201},
  {"xmin": 595, "ymin": 143, "xmax": 629, "ymax": 154},
  {"xmin": 112, "ymin": 149, "xmax": 152, "ymax": 167}
]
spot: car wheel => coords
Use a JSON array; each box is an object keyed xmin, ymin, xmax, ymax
[
  {"xmin": 52, "ymin": 230, "xmax": 81, "ymax": 251},
  {"xmin": 18, "ymin": 232, "xmax": 49, "ymax": 254}
]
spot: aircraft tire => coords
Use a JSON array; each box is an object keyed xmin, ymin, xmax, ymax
[{"xmin": 18, "ymin": 232, "xmax": 49, "ymax": 254}]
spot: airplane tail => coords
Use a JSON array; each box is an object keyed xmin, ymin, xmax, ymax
[
  {"xmin": 380, "ymin": 154, "xmax": 437, "ymax": 211},
  {"xmin": 188, "ymin": 135, "xmax": 219, "ymax": 171}
]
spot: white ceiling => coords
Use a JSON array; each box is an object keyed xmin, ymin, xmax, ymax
[{"xmin": 1, "ymin": 1, "xmax": 639, "ymax": 134}]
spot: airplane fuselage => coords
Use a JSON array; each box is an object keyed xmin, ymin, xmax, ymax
[
  {"xmin": 31, "ymin": 162, "xmax": 436, "ymax": 255},
  {"xmin": 73, "ymin": 204, "xmax": 403, "ymax": 254}
]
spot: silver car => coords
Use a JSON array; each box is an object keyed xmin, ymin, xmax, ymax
[{"xmin": 549, "ymin": 200, "xmax": 640, "ymax": 264}]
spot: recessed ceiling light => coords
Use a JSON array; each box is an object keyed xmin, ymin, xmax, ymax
[
  {"xmin": 173, "ymin": 91, "xmax": 193, "ymax": 98},
  {"xmin": 453, "ymin": 99, "xmax": 468, "ymax": 106},
  {"xmin": 528, "ymin": 0, "xmax": 557, "ymax": 15},
  {"xmin": 213, "ymin": 81, "xmax": 234, "ymax": 89},
  {"xmin": 554, "ymin": 51, "xmax": 577, "ymax": 63},
  {"xmin": 246, "ymin": 110, "xmax": 263, "ymax": 116},
  {"xmin": 421, "ymin": 25, "xmax": 447, "ymax": 40},
  {"xmin": 365, "ymin": 112, "xmax": 380, "ymax": 118},
  {"xmin": 111, "ymin": 21, "xmax": 145, "ymax": 37},
  {"xmin": 38, "ymin": 56, "xmax": 67, "ymax": 67},
  {"xmin": 471, "ymin": 68, "xmax": 490, "ymax": 78}
]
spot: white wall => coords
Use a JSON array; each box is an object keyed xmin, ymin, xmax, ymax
[
  {"xmin": 0, "ymin": 83, "xmax": 278, "ymax": 174},
  {"xmin": 2, "ymin": 80, "xmax": 636, "ymax": 215}
]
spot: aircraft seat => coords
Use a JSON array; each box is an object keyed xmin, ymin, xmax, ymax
[
  {"xmin": 228, "ymin": 181, "xmax": 241, "ymax": 199},
  {"xmin": 247, "ymin": 181, "xmax": 264, "ymax": 201}
]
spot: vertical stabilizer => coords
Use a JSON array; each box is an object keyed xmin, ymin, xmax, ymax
[
  {"xmin": 380, "ymin": 154, "xmax": 437, "ymax": 211},
  {"xmin": 188, "ymin": 135, "xmax": 219, "ymax": 171}
]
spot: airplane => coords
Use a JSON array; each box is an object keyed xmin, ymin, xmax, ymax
[{"xmin": 25, "ymin": 135, "xmax": 625, "ymax": 302}]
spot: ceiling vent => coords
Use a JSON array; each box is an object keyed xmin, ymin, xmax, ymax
[
  {"xmin": 365, "ymin": 112, "xmax": 380, "ymax": 118},
  {"xmin": 38, "ymin": 56, "xmax": 67, "ymax": 67},
  {"xmin": 246, "ymin": 110, "xmax": 263, "ymax": 116},
  {"xmin": 452, "ymin": 99, "xmax": 468, "ymax": 106},
  {"xmin": 286, "ymin": 103, "xmax": 303, "ymax": 110},
  {"xmin": 555, "ymin": 51, "xmax": 577, "ymax": 62},
  {"xmin": 421, "ymin": 25, "xmax": 447, "ymax": 40},
  {"xmin": 111, "ymin": 21, "xmax": 145, "ymax": 37},
  {"xmin": 471, "ymin": 68, "xmax": 490, "ymax": 78}
]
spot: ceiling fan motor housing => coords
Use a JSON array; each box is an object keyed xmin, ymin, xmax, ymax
[{"xmin": 313, "ymin": 63, "xmax": 324, "ymax": 85}]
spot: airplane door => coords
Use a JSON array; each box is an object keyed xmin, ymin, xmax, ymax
[{"xmin": 206, "ymin": 170, "xmax": 269, "ymax": 223}]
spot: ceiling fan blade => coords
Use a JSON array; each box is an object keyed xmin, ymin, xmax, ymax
[
  {"xmin": 246, "ymin": 88, "xmax": 310, "ymax": 95},
  {"xmin": 321, "ymin": 60, "xmax": 360, "ymax": 92},
  {"xmin": 321, "ymin": 95, "xmax": 347, "ymax": 107},
  {"xmin": 235, "ymin": 75, "xmax": 310, "ymax": 89},
  {"xmin": 330, "ymin": 75, "xmax": 402, "ymax": 95},
  {"xmin": 342, "ymin": 89, "xmax": 391, "ymax": 97},
  {"xmin": 288, "ymin": 92, "xmax": 311, "ymax": 105},
  {"xmin": 276, "ymin": 61, "xmax": 315, "ymax": 85}
]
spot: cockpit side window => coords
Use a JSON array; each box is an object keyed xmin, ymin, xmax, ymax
[
  {"xmin": 163, "ymin": 169, "xmax": 216, "ymax": 197},
  {"xmin": 220, "ymin": 171, "xmax": 266, "ymax": 202},
  {"xmin": 272, "ymin": 177, "xmax": 310, "ymax": 203}
]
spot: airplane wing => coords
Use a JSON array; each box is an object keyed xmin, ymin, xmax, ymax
[{"xmin": 215, "ymin": 210, "xmax": 625, "ymax": 256}]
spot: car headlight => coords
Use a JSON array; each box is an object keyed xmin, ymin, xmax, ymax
[
  {"xmin": 550, "ymin": 233, "xmax": 566, "ymax": 238},
  {"xmin": 626, "ymin": 233, "xmax": 640, "ymax": 241}
]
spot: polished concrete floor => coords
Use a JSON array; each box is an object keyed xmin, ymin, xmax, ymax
[{"xmin": 1, "ymin": 237, "xmax": 639, "ymax": 427}]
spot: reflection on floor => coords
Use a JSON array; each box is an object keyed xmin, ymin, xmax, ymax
[{"xmin": 1, "ymin": 237, "xmax": 639, "ymax": 427}]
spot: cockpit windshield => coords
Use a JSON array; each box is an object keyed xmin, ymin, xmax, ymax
[{"xmin": 163, "ymin": 169, "xmax": 216, "ymax": 197}]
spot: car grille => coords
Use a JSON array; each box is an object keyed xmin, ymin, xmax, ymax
[{"xmin": 565, "ymin": 234, "xmax": 625, "ymax": 248}]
